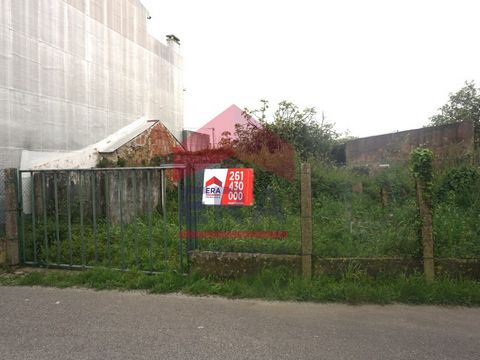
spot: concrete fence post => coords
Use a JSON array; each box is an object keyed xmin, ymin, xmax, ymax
[
  {"xmin": 301, "ymin": 163, "xmax": 312, "ymax": 279},
  {"xmin": 415, "ymin": 179, "xmax": 435, "ymax": 281},
  {"xmin": 4, "ymin": 168, "xmax": 19, "ymax": 265}
]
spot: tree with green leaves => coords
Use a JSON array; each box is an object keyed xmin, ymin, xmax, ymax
[
  {"xmin": 241, "ymin": 100, "xmax": 339, "ymax": 161},
  {"xmin": 430, "ymin": 81, "xmax": 480, "ymax": 127}
]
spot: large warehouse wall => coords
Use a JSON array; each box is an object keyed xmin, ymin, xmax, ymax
[
  {"xmin": 0, "ymin": 0, "xmax": 183, "ymax": 230},
  {"xmin": 0, "ymin": 0, "xmax": 184, "ymax": 169}
]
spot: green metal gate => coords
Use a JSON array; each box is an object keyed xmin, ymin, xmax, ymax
[{"xmin": 16, "ymin": 165, "xmax": 191, "ymax": 273}]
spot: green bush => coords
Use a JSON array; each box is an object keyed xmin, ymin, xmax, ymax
[{"xmin": 432, "ymin": 166, "xmax": 480, "ymax": 257}]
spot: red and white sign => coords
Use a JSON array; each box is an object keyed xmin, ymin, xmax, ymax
[{"xmin": 202, "ymin": 168, "xmax": 254, "ymax": 206}]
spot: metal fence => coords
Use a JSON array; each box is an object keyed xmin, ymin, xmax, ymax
[
  {"xmin": 308, "ymin": 164, "xmax": 420, "ymax": 258},
  {"xmin": 188, "ymin": 164, "xmax": 302, "ymax": 256},
  {"xmin": 19, "ymin": 162, "xmax": 480, "ymax": 272},
  {"xmin": 17, "ymin": 165, "xmax": 188, "ymax": 273},
  {"xmin": 184, "ymin": 160, "xmax": 480, "ymax": 261},
  {"xmin": 309, "ymin": 162, "xmax": 480, "ymax": 259},
  {"xmin": 311, "ymin": 187, "xmax": 419, "ymax": 258}
]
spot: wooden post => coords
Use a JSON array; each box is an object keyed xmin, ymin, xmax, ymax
[
  {"xmin": 4, "ymin": 168, "xmax": 19, "ymax": 265},
  {"xmin": 380, "ymin": 187, "xmax": 388, "ymax": 208},
  {"xmin": 415, "ymin": 179, "xmax": 434, "ymax": 281},
  {"xmin": 301, "ymin": 163, "xmax": 312, "ymax": 279}
]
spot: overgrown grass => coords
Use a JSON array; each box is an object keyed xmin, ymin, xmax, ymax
[
  {"xmin": 22, "ymin": 213, "xmax": 184, "ymax": 272},
  {"xmin": 195, "ymin": 205, "xmax": 300, "ymax": 254},
  {"xmin": 309, "ymin": 163, "xmax": 419, "ymax": 257},
  {"xmin": 309, "ymin": 162, "xmax": 480, "ymax": 258},
  {"xmin": 434, "ymin": 200, "xmax": 480, "ymax": 257},
  {"xmin": 195, "ymin": 163, "xmax": 421, "ymax": 257},
  {"xmin": 1, "ymin": 268, "xmax": 479, "ymax": 306}
]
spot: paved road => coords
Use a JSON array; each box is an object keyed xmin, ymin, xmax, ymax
[{"xmin": 1, "ymin": 286, "xmax": 479, "ymax": 360}]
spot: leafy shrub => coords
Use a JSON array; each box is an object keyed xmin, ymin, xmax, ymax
[{"xmin": 435, "ymin": 166, "xmax": 480, "ymax": 207}]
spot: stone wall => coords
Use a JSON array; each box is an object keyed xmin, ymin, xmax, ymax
[
  {"xmin": 345, "ymin": 121, "xmax": 475, "ymax": 168},
  {"xmin": 189, "ymin": 251, "xmax": 480, "ymax": 279},
  {"xmin": 100, "ymin": 122, "xmax": 180, "ymax": 166},
  {"xmin": 189, "ymin": 251, "xmax": 301, "ymax": 278}
]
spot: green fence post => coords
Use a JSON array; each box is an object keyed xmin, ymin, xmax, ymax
[
  {"xmin": 67, "ymin": 172, "xmax": 72, "ymax": 267},
  {"xmin": 132, "ymin": 170, "xmax": 139, "ymax": 268},
  {"xmin": 105, "ymin": 171, "xmax": 111, "ymax": 266},
  {"xmin": 79, "ymin": 171, "xmax": 85, "ymax": 268},
  {"xmin": 147, "ymin": 170, "xmax": 153, "ymax": 273},
  {"xmin": 4, "ymin": 168, "xmax": 20, "ymax": 265},
  {"xmin": 91, "ymin": 171, "xmax": 98, "ymax": 263},
  {"xmin": 178, "ymin": 169, "xmax": 185, "ymax": 273},
  {"xmin": 118, "ymin": 171, "xmax": 125, "ymax": 270},
  {"xmin": 17, "ymin": 170, "xmax": 25, "ymax": 263},
  {"xmin": 161, "ymin": 169, "xmax": 168, "ymax": 269},
  {"xmin": 54, "ymin": 172, "xmax": 60, "ymax": 265},
  {"xmin": 41, "ymin": 173, "xmax": 48, "ymax": 265},
  {"xmin": 31, "ymin": 172, "xmax": 37, "ymax": 264}
]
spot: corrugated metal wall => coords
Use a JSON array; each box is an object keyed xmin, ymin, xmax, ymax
[{"xmin": 0, "ymin": 0, "xmax": 183, "ymax": 229}]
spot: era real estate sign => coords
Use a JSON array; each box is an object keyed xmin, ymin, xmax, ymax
[{"xmin": 202, "ymin": 168, "xmax": 254, "ymax": 206}]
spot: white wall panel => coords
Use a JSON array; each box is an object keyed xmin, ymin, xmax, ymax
[
  {"xmin": 10, "ymin": 90, "xmax": 41, "ymax": 149},
  {"xmin": 0, "ymin": 0, "xmax": 12, "ymax": 29},
  {"xmin": 41, "ymin": 98, "xmax": 68, "ymax": 150},
  {"xmin": 0, "ymin": 26, "xmax": 12, "ymax": 88},
  {"xmin": 0, "ymin": 89, "xmax": 10, "ymax": 146}
]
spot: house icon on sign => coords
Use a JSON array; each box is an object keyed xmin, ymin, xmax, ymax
[{"xmin": 206, "ymin": 176, "xmax": 222, "ymax": 187}]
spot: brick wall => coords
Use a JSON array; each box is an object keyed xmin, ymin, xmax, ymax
[{"xmin": 345, "ymin": 121, "xmax": 475, "ymax": 168}]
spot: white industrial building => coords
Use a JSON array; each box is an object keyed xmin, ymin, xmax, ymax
[{"xmin": 0, "ymin": 0, "xmax": 184, "ymax": 228}]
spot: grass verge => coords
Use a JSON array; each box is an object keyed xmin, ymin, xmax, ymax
[{"xmin": 1, "ymin": 267, "xmax": 479, "ymax": 306}]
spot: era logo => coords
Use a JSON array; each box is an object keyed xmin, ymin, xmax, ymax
[{"xmin": 205, "ymin": 176, "xmax": 222, "ymax": 196}]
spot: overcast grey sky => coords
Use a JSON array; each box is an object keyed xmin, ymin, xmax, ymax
[{"xmin": 141, "ymin": 0, "xmax": 480, "ymax": 138}]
